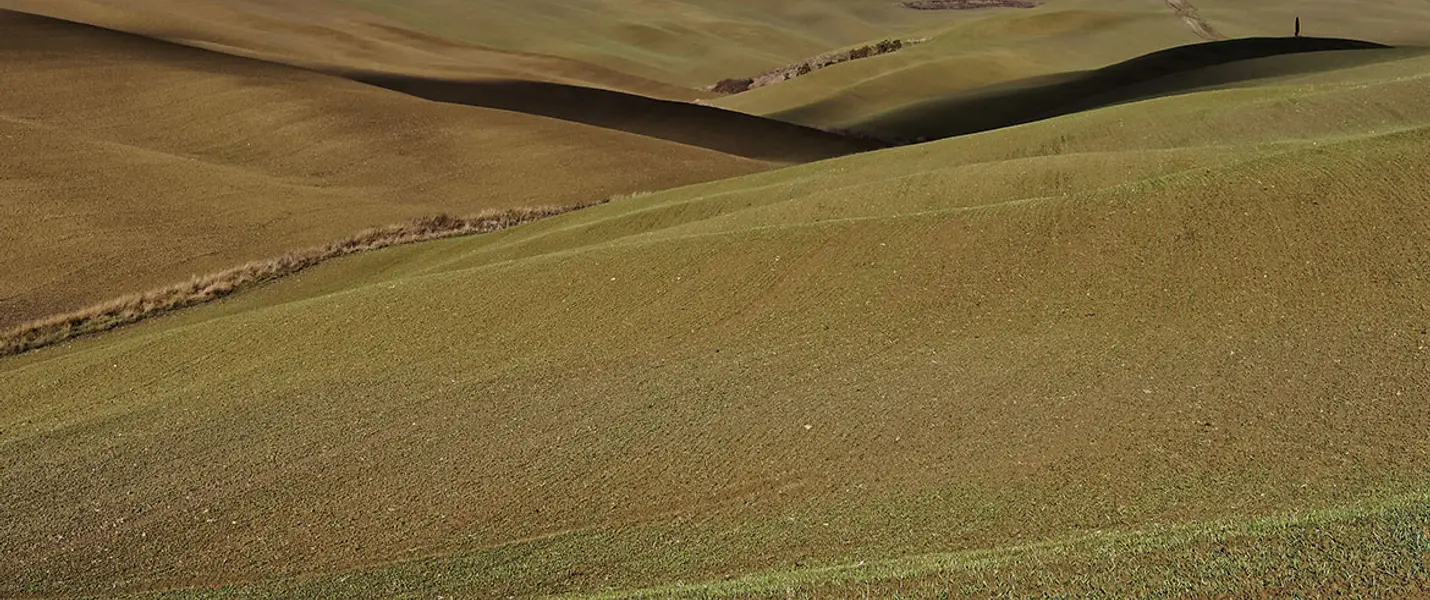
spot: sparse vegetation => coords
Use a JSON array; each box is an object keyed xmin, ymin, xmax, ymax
[
  {"xmin": 711, "ymin": 39, "xmax": 911, "ymax": 95},
  {"xmin": 711, "ymin": 77, "xmax": 755, "ymax": 94},
  {"xmin": 0, "ymin": 203, "xmax": 606, "ymax": 358},
  {"xmin": 1164, "ymin": 0, "xmax": 1227, "ymax": 41},
  {"xmin": 901, "ymin": 0, "xmax": 1039, "ymax": 9}
]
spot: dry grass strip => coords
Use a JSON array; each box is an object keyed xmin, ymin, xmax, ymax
[
  {"xmin": 1, "ymin": 202, "xmax": 604, "ymax": 358},
  {"xmin": 901, "ymin": 0, "xmax": 1039, "ymax": 9},
  {"xmin": 711, "ymin": 39, "xmax": 913, "ymax": 95}
]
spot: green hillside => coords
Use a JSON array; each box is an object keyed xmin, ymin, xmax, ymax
[
  {"xmin": 4, "ymin": 38, "xmax": 1429, "ymax": 597},
  {"xmin": 714, "ymin": 0, "xmax": 1430, "ymax": 134}
]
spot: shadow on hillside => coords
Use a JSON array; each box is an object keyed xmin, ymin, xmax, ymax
[
  {"xmin": 832, "ymin": 37, "xmax": 1394, "ymax": 143},
  {"xmin": 340, "ymin": 74, "xmax": 888, "ymax": 162},
  {"xmin": 0, "ymin": 8, "xmax": 881, "ymax": 165}
]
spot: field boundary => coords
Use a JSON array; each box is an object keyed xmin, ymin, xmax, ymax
[{"xmin": 0, "ymin": 202, "xmax": 608, "ymax": 358}]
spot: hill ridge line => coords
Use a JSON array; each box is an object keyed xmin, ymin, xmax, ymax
[
  {"xmin": 0, "ymin": 7, "xmax": 692, "ymax": 100},
  {"xmin": 0, "ymin": 8, "xmax": 880, "ymax": 161}
]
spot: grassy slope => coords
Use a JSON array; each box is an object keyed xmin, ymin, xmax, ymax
[
  {"xmin": 848, "ymin": 38, "xmax": 1402, "ymax": 142},
  {"xmin": 0, "ymin": 10, "xmax": 873, "ymax": 331},
  {"xmin": 714, "ymin": 0, "xmax": 1430, "ymax": 133},
  {"xmin": 4, "ymin": 45, "xmax": 1430, "ymax": 598},
  {"xmin": 1201, "ymin": 0, "xmax": 1430, "ymax": 44},
  {"xmin": 715, "ymin": 0, "xmax": 1197, "ymax": 129},
  {"xmin": 327, "ymin": 0, "xmax": 957, "ymax": 88}
]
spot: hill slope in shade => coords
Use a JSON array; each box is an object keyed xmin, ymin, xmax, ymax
[
  {"xmin": 3, "ymin": 43, "xmax": 1430, "ymax": 597},
  {"xmin": 715, "ymin": 0, "xmax": 1430, "ymax": 132},
  {"xmin": 0, "ymin": 10, "xmax": 867, "ymax": 330},
  {"xmin": 715, "ymin": 0, "xmax": 1203, "ymax": 130},
  {"xmin": 848, "ymin": 37, "xmax": 1396, "ymax": 142}
]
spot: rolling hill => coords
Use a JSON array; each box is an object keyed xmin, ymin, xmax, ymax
[
  {"xmin": 4, "ymin": 24, "xmax": 1429, "ymax": 598},
  {"xmin": 323, "ymin": 0, "xmax": 964, "ymax": 88},
  {"xmin": 0, "ymin": 0, "xmax": 698, "ymax": 98},
  {"xmin": 846, "ymin": 36, "xmax": 1399, "ymax": 142},
  {"xmin": 714, "ymin": 0, "xmax": 1430, "ymax": 135},
  {"xmin": 0, "ymin": 9, "xmax": 870, "ymax": 331}
]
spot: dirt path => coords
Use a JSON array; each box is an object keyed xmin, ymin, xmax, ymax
[{"xmin": 1164, "ymin": 0, "xmax": 1226, "ymax": 41}]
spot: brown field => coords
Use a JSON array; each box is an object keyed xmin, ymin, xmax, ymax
[
  {"xmin": 0, "ymin": 9, "xmax": 870, "ymax": 330},
  {"xmin": 0, "ymin": 0, "xmax": 699, "ymax": 97}
]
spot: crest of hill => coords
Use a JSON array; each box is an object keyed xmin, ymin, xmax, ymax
[
  {"xmin": 715, "ymin": 0, "xmax": 1430, "ymax": 132},
  {"xmin": 1198, "ymin": 0, "xmax": 1430, "ymax": 45},
  {"xmin": 0, "ymin": 9, "xmax": 868, "ymax": 331},
  {"xmin": 714, "ymin": 1, "xmax": 1200, "ymax": 126},
  {"xmin": 320, "ymin": 0, "xmax": 965, "ymax": 88},
  {"xmin": 851, "ymin": 36, "xmax": 1395, "ymax": 142},
  {"xmin": 0, "ymin": 0, "xmax": 704, "ymax": 100}
]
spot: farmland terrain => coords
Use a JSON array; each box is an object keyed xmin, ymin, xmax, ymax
[
  {"xmin": 0, "ymin": 7, "xmax": 868, "ymax": 330},
  {"xmin": 715, "ymin": 0, "xmax": 1430, "ymax": 135},
  {"xmin": 2, "ymin": 0, "xmax": 1429, "ymax": 598}
]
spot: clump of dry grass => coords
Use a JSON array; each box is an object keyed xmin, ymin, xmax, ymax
[
  {"xmin": 711, "ymin": 39, "xmax": 915, "ymax": 95},
  {"xmin": 901, "ymin": 0, "xmax": 1039, "ymax": 9},
  {"xmin": 1, "ymin": 202, "xmax": 606, "ymax": 358}
]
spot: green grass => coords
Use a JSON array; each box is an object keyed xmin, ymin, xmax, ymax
[
  {"xmin": 112, "ymin": 490, "xmax": 1430, "ymax": 598},
  {"xmin": 584, "ymin": 492, "xmax": 1430, "ymax": 599},
  {"xmin": 715, "ymin": 0, "xmax": 1195, "ymax": 127},
  {"xmin": 5, "ymin": 14, "xmax": 1430, "ymax": 600},
  {"xmin": 714, "ymin": 0, "xmax": 1430, "ymax": 131}
]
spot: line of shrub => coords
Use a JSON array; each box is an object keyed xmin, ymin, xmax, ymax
[
  {"xmin": 711, "ymin": 39, "xmax": 910, "ymax": 95},
  {"xmin": 901, "ymin": 0, "xmax": 1039, "ymax": 9},
  {"xmin": 1, "ymin": 201, "xmax": 606, "ymax": 358}
]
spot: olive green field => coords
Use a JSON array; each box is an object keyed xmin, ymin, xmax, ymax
[{"xmin": 2, "ymin": 0, "xmax": 1429, "ymax": 598}]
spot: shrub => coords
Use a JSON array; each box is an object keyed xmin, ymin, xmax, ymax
[{"xmin": 712, "ymin": 78, "xmax": 754, "ymax": 94}]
